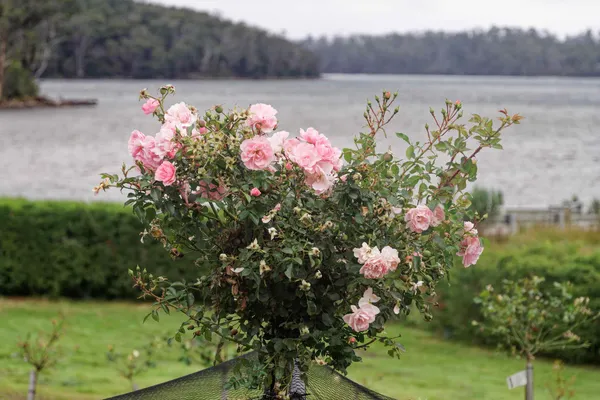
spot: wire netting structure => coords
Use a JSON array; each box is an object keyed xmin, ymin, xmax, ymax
[{"xmin": 105, "ymin": 352, "xmax": 396, "ymax": 400}]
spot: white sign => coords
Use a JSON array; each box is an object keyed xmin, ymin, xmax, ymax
[{"xmin": 506, "ymin": 370, "xmax": 528, "ymax": 389}]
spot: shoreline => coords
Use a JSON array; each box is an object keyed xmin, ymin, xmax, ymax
[{"xmin": 0, "ymin": 96, "xmax": 97, "ymax": 110}]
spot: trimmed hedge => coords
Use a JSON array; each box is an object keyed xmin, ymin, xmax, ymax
[
  {"xmin": 431, "ymin": 239, "xmax": 600, "ymax": 364},
  {"xmin": 0, "ymin": 198, "xmax": 197, "ymax": 298}
]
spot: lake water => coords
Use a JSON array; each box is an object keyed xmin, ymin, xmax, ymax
[{"xmin": 1, "ymin": 74, "xmax": 599, "ymax": 207}]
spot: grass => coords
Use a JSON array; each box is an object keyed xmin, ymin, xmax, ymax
[{"xmin": 1, "ymin": 299, "xmax": 599, "ymax": 400}]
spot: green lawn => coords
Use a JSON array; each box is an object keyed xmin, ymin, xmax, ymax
[{"xmin": 1, "ymin": 298, "xmax": 598, "ymax": 400}]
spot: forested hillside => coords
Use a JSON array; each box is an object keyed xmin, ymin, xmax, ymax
[
  {"xmin": 303, "ymin": 28, "xmax": 600, "ymax": 76},
  {"xmin": 41, "ymin": 0, "xmax": 320, "ymax": 79}
]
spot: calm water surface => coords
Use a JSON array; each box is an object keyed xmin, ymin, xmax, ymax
[{"xmin": 1, "ymin": 74, "xmax": 599, "ymax": 207}]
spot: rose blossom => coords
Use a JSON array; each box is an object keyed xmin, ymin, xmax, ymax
[
  {"xmin": 431, "ymin": 205, "xmax": 445, "ymax": 227},
  {"xmin": 128, "ymin": 130, "xmax": 146, "ymax": 159},
  {"xmin": 404, "ymin": 205, "xmax": 434, "ymax": 233},
  {"xmin": 300, "ymin": 127, "xmax": 323, "ymax": 144},
  {"xmin": 250, "ymin": 188, "xmax": 261, "ymax": 197},
  {"xmin": 342, "ymin": 303, "xmax": 380, "ymax": 332},
  {"xmin": 268, "ymin": 131, "xmax": 289, "ymax": 154},
  {"xmin": 353, "ymin": 243, "xmax": 373, "ymax": 264},
  {"xmin": 240, "ymin": 136, "xmax": 275, "ymax": 170},
  {"xmin": 380, "ymin": 246, "xmax": 400, "ymax": 271},
  {"xmin": 155, "ymin": 161, "xmax": 176, "ymax": 186},
  {"xmin": 246, "ymin": 103, "xmax": 278, "ymax": 133},
  {"xmin": 137, "ymin": 136, "xmax": 162, "ymax": 171},
  {"xmin": 165, "ymin": 102, "xmax": 197, "ymax": 130},
  {"xmin": 463, "ymin": 221, "xmax": 478, "ymax": 236},
  {"xmin": 142, "ymin": 98, "xmax": 160, "ymax": 115},
  {"xmin": 288, "ymin": 142, "xmax": 320, "ymax": 172},
  {"xmin": 359, "ymin": 252, "xmax": 390, "ymax": 279},
  {"xmin": 358, "ymin": 287, "xmax": 380, "ymax": 307},
  {"xmin": 155, "ymin": 123, "xmax": 179, "ymax": 159},
  {"xmin": 304, "ymin": 163, "xmax": 335, "ymax": 194},
  {"xmin": 457, "ymin": 235, "xmax": 484, "ymax": 267}
]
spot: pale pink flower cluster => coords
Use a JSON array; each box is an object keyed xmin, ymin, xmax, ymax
[
  {"xmin": 456, "ymin": 221, "xmax": 484, "ymax": 267},
  {"xmin": 246, "ymin": 103, "xmax": 278, "ymax": 133},
  {"xmin": 353, "ymin": 243, "xmax": 400, "ymax": 279},
  {"xmin": 129, "ymin": 102, "xmax": 200, "ymax": 185},
  {"xmin": 343, "ymin": 288, "xmax": 381, "ymax": 332},
  {"xmin": 239, "ymin": 105, "xmax": 342, "ymax": 194},
  {"xmin": 404, "ymin": 204, "xmax": 445, "ymax": 233}
]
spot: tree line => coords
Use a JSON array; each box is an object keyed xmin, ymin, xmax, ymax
[
  {"xmin": 302, "ymin": 28, "xmax": 600, "ymax": 76},
  {"xmin": 0, "ymin": 0, "xmax": 319, "ymax": 99}
]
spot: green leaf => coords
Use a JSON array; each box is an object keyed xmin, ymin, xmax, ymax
[
  {"xmin": 391, "ymin": 164, "xmax": 400, "ymax": 175},
  {"xmin": 175, "ymin": 332, "xmax": 182, "ymax": 342},
  {"xmin": 151, "ymin": 310, "xmax": 160, "ymax": 322},
  {"xmin": 307, "ymin": 301, "xmax": 317, "ymax": 316},
  {"xmin": 396, "ymin": 132, "xmax": 410, "ymax": 144},
  {"xmin": 406, "ymin": 145, "xmax": 415, "ymax": 159},
  {"xmin": 285, "ymin": 265, "xmax": 294, "ymax": 280},
  {"xmin": 187, "ymin": 292, "xmax": 195, "ymax": 308}
]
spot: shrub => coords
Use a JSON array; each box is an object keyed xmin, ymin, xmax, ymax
[
  {"xmin": 432, "ymin": 238, "xmax": 600, "ymax": 364},
  {"xmin": 0, "ymin": 198, "xmax": 196, "ymax": 298},
  {"xmin": 2, "ymin": 61, "xmax": 39, "ymax": 100}
]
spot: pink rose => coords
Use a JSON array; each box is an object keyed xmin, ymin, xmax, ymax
[
  {"xmin": 165, "ymin": 102, "xmax": 196, "ymax": 129},
  {"xmin": 359, "ymin": 253, "xmax": 390, "ymax": 279},
  {"xmin": 343, "ymin": 303, "xmax": 380, "ymax": 332},
  {"xmin": 250, "ymin": 188, "xmax": 261, "ymax": 197},
  {"xmin": 155, "ymin": 161, "xmax": 176, "ymax": 186},
  {"xmin": 304, "ymin": 163, "xmax": 335, "ymax": 194},
  {"xmin": 240, "ymin": 136, "xmax": 275, "ymax": 170},
  {"xmin": 289, "ymin": 142, "xmax": 319, "ymax": 172},
  {"xmin": 246, "ymin": 103, "xmax": 278, "ymax": 133},
  {"xmin": 285, "ymin": 162, "xmax": 293, "ymax": 171},
  {"xmin": 457, "ymin": 236, "xmax": 484, "ymax": 267},
  {"xmin": 358, "ymin": 287, "xmax": 380, "ymax": 307},
  {"xmin": 196, "ymin": 181, "xmax": 227, "ymax": 201},
  {"xmin": 138, "ymin": 136, "xmax": 162, "ymax": 171},
  {"xmin": 300, "ymin": 127, "xmax": 323, "ymax": 144},
  {"xmin": 404, "ymin": 205, "xmax": 434, "ymax": 233},
  {"xmin": 142, "ymin": 98, "xmax": 160, "ymax": 115},
  {"xmin": 353, "ymin": 242, "xmax": 373, "ymax": 264},
  {"xmin": 155, "ymin": 123, "xmax": 179, "ymax": 159},
  {"xmin": 380, "ymin": 246, "xmax": 400, "ymax": 271},
  {"xmin": 128, "ymin": 130, "xmax": 146, "ymax": 159},
  {"xmin": 463, "ymin": 221, "xmax": 478, "ymax": 236},
  {"xmin": 340, "ymin": 174, "xmax": 348, "ymax": 182},
  {"xmin": 431, "ymin": 205, "xmax": 445, "ymax": 227},
  {"xmin": 268, "ymin": 131, "xmax": 289, "ymax": 154}
]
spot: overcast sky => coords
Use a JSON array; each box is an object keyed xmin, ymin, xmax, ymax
[{"xmin": 148, "ymin": 0, "xmax": 599, "ymax": 39}]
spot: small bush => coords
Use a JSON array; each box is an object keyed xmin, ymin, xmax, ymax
[
  {"xmin": 0, "ymin": 198, "xmax": 197, "ymax": 299},
  {"xmin": 431, "ymin": 235, "xmax": 600, "ymax": 364},
  {"xmin": 2, "ymin": 61, "xmax": 39, "ymax": 100}
]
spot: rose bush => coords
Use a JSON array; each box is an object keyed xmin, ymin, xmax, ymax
[{"xmin": 98, "ymin": 85, "xmax": 521, "ymax": 396}]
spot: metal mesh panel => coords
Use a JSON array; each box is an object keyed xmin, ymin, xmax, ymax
[{"xmin": 105, "ymin": 352, "xmax": 396, "ymax": 400}]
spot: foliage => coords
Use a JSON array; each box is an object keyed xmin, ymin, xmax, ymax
[
  {"xmin": 100, "ymin": 84, "xmax": 519, "ymax": 395},
  {"xmin": 2, "ymin": 60, "xmax": 38, "ymax": 99},
  {"xmin": 431, "ymin": 239, "xmax": 600, "ymax": 364},
  {"xmin": 106, "ymin": 339, "xmax": 161, "ymax": 391},
  {"xmin": 474, "ymin": 276, "xmax": 598, "ymax": 361},
  {"xmin": 0, "ymin": 198, "xmax": 196, "ymax": 298},
  {"xmin": 546, "ymin": 360, "xmax": 576, "ymax": 400},
  {"xmin": 303, "ymin": 27, "xmax": 600, "ymax": 77},
  {"xmin": 468, "ymin": 186, "xmax": 503, "ymax": 222},
  {"xmin": 41, "ymin": 0, "xmax": 319, "ymax": 79},
  {"xmin": 3, "ymin": 299, "xmax": 600, "ymax": 400}
]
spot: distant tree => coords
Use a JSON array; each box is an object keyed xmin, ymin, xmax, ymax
[
  {"xmin": 302, "ymin": 27, "xmax": 600, "ymax": 77},
  {"xmin": 0, "ymin": 0, "xmax": 67, "ymax": 99}
]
